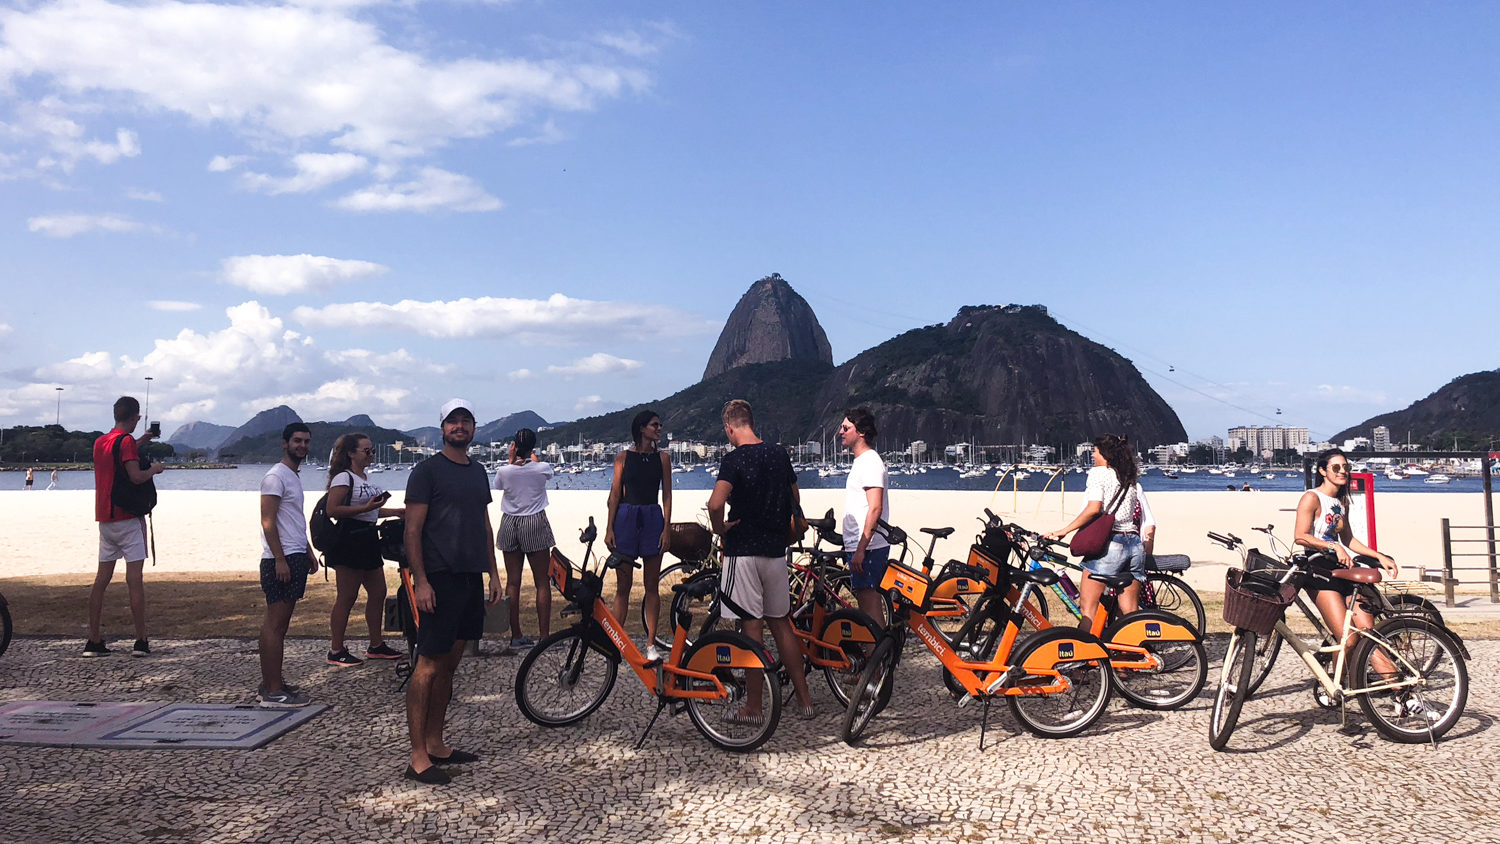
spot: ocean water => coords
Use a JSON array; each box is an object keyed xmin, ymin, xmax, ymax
[{"xmin": 19, "ymin": 463, "xmax": 1490, "ymax": 494}]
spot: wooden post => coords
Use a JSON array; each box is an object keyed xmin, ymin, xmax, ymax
[
  {"xmin": 1483, "ymin": 458, "xmax": 1498, "ymax": 603},
  {"xmin": 1441, "ymin": 518, "xmax": 1455, "ymax": 609}
]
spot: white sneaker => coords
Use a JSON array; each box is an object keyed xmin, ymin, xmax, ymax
[{"xmin": 644, "ymin": 645, "xmax": 664, "ymax": 662}]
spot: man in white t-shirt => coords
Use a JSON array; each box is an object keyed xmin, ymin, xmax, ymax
[
  {"xmin": 257, "ymin": 423, "xmax": 316, "ymax": 709},
  {"xmin": 839, "ymin": 407, "xmax": 891, "ymax": 624}
]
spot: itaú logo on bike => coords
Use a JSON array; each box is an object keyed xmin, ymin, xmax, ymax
[
  {"xmin": 1057, "ymin": 642, "xmax": 1075, "ymax": 661},
  {"xmin": 1145, "ymin": 622, "xmax": 1162, "ymax": 639},
  {"xmin": 716, "ymin": 645, "xmax": 732, "ymax": 665}
]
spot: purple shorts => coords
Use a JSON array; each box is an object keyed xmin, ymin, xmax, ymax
[{"xmin": 614, "ymin": 503, "xmax": 664, "ymax": 559}]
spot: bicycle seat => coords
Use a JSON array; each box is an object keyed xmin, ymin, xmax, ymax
[
  {"xmin": 1090, "ymin": 571, "xmax": 1135, "ymax": 590},
  {"xmin": 1014, "ymin": 567, "xmax": 1059, "ymax": 587},
  {"xmin": 921, "ymin": 526, "xmax": 956, "ymax": 539},
  {"xmin": 1331, "ymin": 567, "xmax": 1382, "ymax": 584},
  {"xmin": 605, "ymin": 552, "xmax": 640, "ymax": 570}
]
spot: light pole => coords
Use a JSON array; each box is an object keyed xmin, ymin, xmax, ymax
[
  {"xmin": 54, "ymin": 387, "xmax": 63, "ymax": 426},
  {"xmin": 143, "ymin": 376, "xmax": 153, "ymax": 425}
]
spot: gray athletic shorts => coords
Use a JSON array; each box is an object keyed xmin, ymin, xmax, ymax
[
  {"xmin": 496, "ymin": 511, "xmax": 555, "ymax": 554},
  {"xmin": 720, "ymin": 554, "xmax": 791, "ymax": 621},
  {"xmin": 98, "ymin": 518, "xmax": 147, "ymax": 563}
]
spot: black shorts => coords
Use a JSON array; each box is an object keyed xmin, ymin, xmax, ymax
[
  {"xmin": 328, "ymin": 522, "xmax": 382, "ymax": 571},
  {"xmin": 416, "ymin": 571, "xmax": 485, "ymax": 656},
  {"xmin": 1301, "ymin": 564, "xmax": 1357, "ymax": 599},
  {"xmin": 260, "ymin": 553, "xmax": 312, "ymax": 604}
]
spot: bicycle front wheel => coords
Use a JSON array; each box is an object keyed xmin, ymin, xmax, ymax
[
  {"xmin": 1245, "ymin": 628, "xmax": 1283, "ymax": 697},
  {"xmin": 1209, "ymin": 628, "xmax": 1255, "ymax": 751},
  {"xmin": 681, "ymin": 631, "xmax": 782, "ymax": 752},
  {"xmin": 817, "ymin": 608, "xmax": 883, "ymax": 707},
  {"xmin": 650, "ymin": 561, "xmax": 704, "ymax": 649},
  {"xmin": 515, "ymin": 630, "xmax": 618, "ymax": 727},
  {"xmin": 1005, "ymin": 628, "xmax": 1113, "ymax": 738},
  {"xmin": 0, "ymin": 599, "xmax": 11, "ymax": 658},
  {"xmin": 1351, "ymin": 617, "xmax": 1468, "ymax": 743},
  {"xmin": 1143, "ymin": 573, "xmax": 1206, "ymax": 636},
  {"xmin": 841, "ymin": 636, "xmax": 897, "ymax": 745}
]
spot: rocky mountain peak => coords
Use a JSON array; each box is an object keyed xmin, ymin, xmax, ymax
[{"xmin": 702, "ymin": 273, "xmax": 833, "ymax": 380}]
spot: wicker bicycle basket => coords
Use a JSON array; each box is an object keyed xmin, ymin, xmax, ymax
[{"xmin": 1223, "ymin": 567, "xmax": 1296, "ymax": 636}]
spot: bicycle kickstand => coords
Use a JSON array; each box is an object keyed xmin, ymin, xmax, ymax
[
  {"xmin": 979, "ymin": 698, "xmax": 992, "ymax": 751},
  {"xmin": 635, "ymin": 699, "xmax": 668, "ymax": 751}
]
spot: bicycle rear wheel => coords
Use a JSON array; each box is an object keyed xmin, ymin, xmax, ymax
[
  {"xmin": 1005, "ymin": 628, "xmax": 1112, "ymax": 738},
  {"xmin": 1351, "ymin": 617, "xmax": 1467, "ymax": 743},
  {"xmin": 841, "ymin": 637, "xmax": 897, "ymax": 745},
  {"xmin": 1209, "ymin": 628, "xmax": 1255, "ymax": 751},
  {"xmin": 515, "ymin": 630, "xmax": 619, "ymax": 727},
  {"xmin": 1104, "ymin": 610, "xmax": 1206, "ymax": 711},
  {"xmin": 1246, "ymin": 628, "xmax": 1283, "ymax": 696},
  {"xmin": 1143, "ymin": 573, "xmax": 1206, "ymax": 636},
  {"xmin": 681, "ymin": 631, "xmax": 782, "ymax": 751}
]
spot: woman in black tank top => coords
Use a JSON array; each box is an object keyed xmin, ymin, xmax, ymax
[{"xmin": 606, "ymin": 410, "xmax": 674, "ymax": 658}]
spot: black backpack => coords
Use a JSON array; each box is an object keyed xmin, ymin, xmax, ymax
[
  {"xmin": 309, "ymin": 492, "xmax": 340, "ymax": 555},
  {"xmin": 110, "ymin": 434, "xmax": 157, "ymax": 518}
]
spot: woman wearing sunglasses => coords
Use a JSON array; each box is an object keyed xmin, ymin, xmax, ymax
[{"xmin": 1293, "ymin": 447, "xmax": 1398, "ymax": 640}]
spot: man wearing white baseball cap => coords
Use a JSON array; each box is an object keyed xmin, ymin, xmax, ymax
[{"xmin": 402, "ymin": 398, "xmax": 501, "ymax": 784}]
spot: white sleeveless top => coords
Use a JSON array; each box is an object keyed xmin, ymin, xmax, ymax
[{"xmin": 1310, "ymin": 489, "xmax": 1347, "ymax": 545}]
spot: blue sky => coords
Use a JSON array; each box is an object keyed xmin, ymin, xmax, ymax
[{"xmin": 2, "ymin": 2, "xmax": 1497, "ymax": 443}]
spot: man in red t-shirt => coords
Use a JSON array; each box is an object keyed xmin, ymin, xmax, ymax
[{"xmin": 87, "ymin": 395, "xmax": 165, "ymax": 657}]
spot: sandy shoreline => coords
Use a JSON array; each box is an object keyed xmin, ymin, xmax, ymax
[{"xmin": 2, "ymin": 487, "xmax": 1493, "ymax": 595}]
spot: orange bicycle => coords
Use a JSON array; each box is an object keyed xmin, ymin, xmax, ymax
[
  {"xmin": 842, "ymin": 540, "xmax": 1114, "ymax": 746},
  {"xmin": 515, "ymin": 518, "xmax": 783, "ymax": 751}
]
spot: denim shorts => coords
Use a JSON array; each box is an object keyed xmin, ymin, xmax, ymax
[
  {"xmin": 1081, "ymin": 533, "xmax": 1146, "ymax": 583},
  {"xmin": 849, "ymin": 545, "xmax": 892, "ymax": 591}
]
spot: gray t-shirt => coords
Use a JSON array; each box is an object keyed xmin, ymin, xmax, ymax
[{"xmin": 406, "ymin": 453, "xmax": 493, "ymax": 574}]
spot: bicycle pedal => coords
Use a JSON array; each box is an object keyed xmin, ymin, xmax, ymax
[
  {"xmin": 956, "ymin": 692, "xmax": 981, "ymax": 709},
  {"xmin": 561, "ymin": 604, "xmax": 582, "ymax": 618},
  {"xmin": 643, "ymin": 658, "xmax": 664, "ymax": 670}
]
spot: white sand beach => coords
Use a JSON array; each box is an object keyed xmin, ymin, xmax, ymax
[{"xmin": 2, "ymin": 488, "xmax": 1493, "ymax": 594}]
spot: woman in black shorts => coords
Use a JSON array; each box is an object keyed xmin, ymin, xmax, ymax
[{"xmin": 325, "ymin": 433, "xmax": 405, "ymax": 667}]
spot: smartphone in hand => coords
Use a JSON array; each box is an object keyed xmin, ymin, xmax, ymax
[{"xmin": 148, "ymin": 421, "xmax": 161, "ymax": 436}]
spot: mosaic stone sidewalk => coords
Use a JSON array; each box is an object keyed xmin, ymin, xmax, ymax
[{"xmin": 0, "ymin": 635, "xmax": 1495, "ymax": 843}]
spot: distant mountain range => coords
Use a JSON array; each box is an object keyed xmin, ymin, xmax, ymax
[
  {"xmin": 168, "ymin": 406, "xmax": 553, "ymax": 462},
  {"xmin": 1333, "ymin": 369, "xmax": 1500, "ymax": 451}
]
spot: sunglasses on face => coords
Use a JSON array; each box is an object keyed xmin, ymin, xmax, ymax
[
  {"xmin": 359, "ymin": 448, "xmax": 376, "ymax": 455},
  {"xmin": 1327, "ymin": 464, "xmax": 1349, "ymax": 474}
]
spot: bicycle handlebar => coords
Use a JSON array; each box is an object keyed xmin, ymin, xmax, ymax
[{"xmin": 1205, "ymin": 531, "xmax": 1239, "ymax": 548}]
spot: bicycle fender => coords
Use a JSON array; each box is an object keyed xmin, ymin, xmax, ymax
[
  {"xmin": 818, "ymin": 610, "xmax": 880, "ymax": 646},
  {"xmin": 1104, "ymin": 610, "xmax": 1200, "ymax": 646},
  {"xmin": 683, "ymin": 631, "xmax": 773, "ymax": 673},
  {"xmin": 1020, "ymin": 630, "xmax": 1110, "ymax": 672}
]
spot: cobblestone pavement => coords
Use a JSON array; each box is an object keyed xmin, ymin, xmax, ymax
[{"xmin": 0, "ymin": 634, "xmax": 1496, "ymax": 844}]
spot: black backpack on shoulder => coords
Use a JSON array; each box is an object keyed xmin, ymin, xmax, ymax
[{"xmin": 110, "ymin": 434, "xmax": 157, "ymax": 518}]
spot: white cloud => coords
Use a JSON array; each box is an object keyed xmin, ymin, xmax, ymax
[
  {"xmin": 220, "ymin": 254, "xmax": 389, "ymax": 295},
  {"xmin": 323, "ymin": 347, "xmax": 453, "ymax": 378},
  {"xmin": 125, "ymin": 188, "xmax": 163, "ymax": 202},
  {"xmin": 207, "ymin": 155, "xmax": 249, "ymax": 172},
  {"xmin": 148, "ymin": 300, "xmax": 202, "ymax": 312},
  {"xmin": 0, "ymin": 0, "xmax": 653, "ymax": 184},
  {"xmin": 239, "ymin": 152, "xmax": 369, "ymax": 195},
  {"xmin": 35, "ymin": 350, "xmax": 116, "ymax": 382},
  {"xmin": 293, "ymin": 292, "xmax": 712, "ymax": 342},
  {"xmin": 257, "ymin": 377, "xmax": 410, "ymax": 419},
  {"xmin": 507, "ymin": 119, "xmax": 565, "ymax": 148},
  {"xmin": 508, "ymin": 368, "xmax": 533, "ymax": 380},
  {"xmin": 4, "ymin": 99, "xmax": 141, "ymax": 173},
  {"xmin": 574, "ymin": 394, "xmax": 604, "ymax": 412},
  {"xmin": 332, "ymin": 167, "xmax": 501, "ymax": 213},
  {"xmin": 0, "ymin": 322, "xmax": 12, "ymax": 338},
  {"xmin": 546, "ymin": 353, "xmax": 642, "ymax": 378},
  {"xmin": 26, "ymin": 213, "xmax": 144, "ymax": 237}
]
